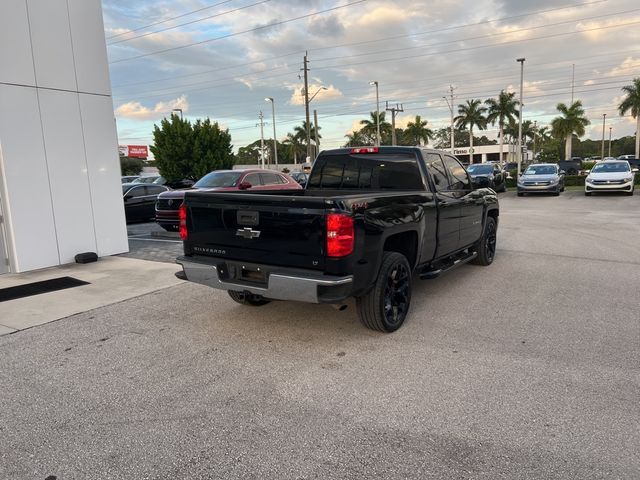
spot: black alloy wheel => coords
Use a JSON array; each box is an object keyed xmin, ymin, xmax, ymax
[
  {"xmin": 472, "ymin": 216, "xmax": 497, "ymax": 266},
  {"xmin": 356, "ymin": 252, "xmax": 412, "ymax": 332}
]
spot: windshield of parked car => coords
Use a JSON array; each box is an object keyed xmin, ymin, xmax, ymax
[
  {"xmin": 524, "ymin": 165, "xmax": 557, "ymax": 175},
  {"xmin": 591, "ymin": 162, "xmax": 630, "ymax": 173},
  {"xmin": 194, "ymin": 171, "xmax": 243, "ymax": 188},
  {"xmin": 467, "ymin": 164, "xmax": 494, "ymax": 174}
]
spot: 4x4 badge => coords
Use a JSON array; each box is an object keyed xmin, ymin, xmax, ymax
[{"xmin": 236, "ymin": 227, "xmax": 261, "ymax": 239}]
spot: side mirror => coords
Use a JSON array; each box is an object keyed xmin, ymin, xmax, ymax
[
  {"xmin": 472, "ymin": 176, "xmax": 491, "ymax": 189},
  {"xmin": 633, "ymin": 168, "xmax": 639, "ymax": 173},
  {"xmin": 559, "ymin": 170, "xmax": 566, "ymax": 175},
  {"xmin": 584, "ymin": 169, "xmax": 591, "ymax": 174},
  {"xmin": 238, "ymin": 181, "xmax": 252, "ymax": 190}
]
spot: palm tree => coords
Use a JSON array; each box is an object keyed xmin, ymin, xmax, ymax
[
  {"xmin": 455, "ymin": 99, "xmax": 487, "ymax": 163},
  {"xmin": 404, "ymin": 115, "xmax": 433, "ymax": 146},
  {"xmin": 618, "ymin": 77, "xmax": 640, "ymax": 158},
  {"xmin": 537, "ymin": 126, "xmax": 551, "ymax": 144},
  {"xmin": 550, "ymin": 101, "xmax": 590, "ymax": 160},
  {"xmin": 344, "ymin": 130, "xmax": 367, "ymax": 147},
  {"xmin": 485, "ymin": 91, "xmax": 519, "ymax": 164},
  {"xmin": 293, "ymin": 121, "xmax": 322, "ymax": 144},
  {"xmin": 283, "ymin": 132, "xmax": 305, "ymax": 164},
  {"xmin": 360, "ymin": 111, "xmax": 392, "ymax": 144}
]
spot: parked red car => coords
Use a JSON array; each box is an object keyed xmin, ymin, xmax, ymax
[{"xmin": 155, "ymin": 169, "xmax": 302, "ymax": 231}]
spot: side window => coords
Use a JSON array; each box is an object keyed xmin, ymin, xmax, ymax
[
  {"xmin": 147, "ymin": 185, "xmax": 167, "ymax": 195},
  {"xmin": 244, "ymin": 173, "xmax": 262, "ymax": 186},
  {"xmin": 424, "ymin": 153, "xmax": 450, "ymax": 192},
  {"xmin": 260, "ymin": 172, "xmax": 283, "ymax": 186},
  {"xmin": 442, "ymin": 155, "xmax": 470, "ymax": 190},
  {"xmin": 130, "ymin": 186, "xmax": 147, "ymax": 198}
]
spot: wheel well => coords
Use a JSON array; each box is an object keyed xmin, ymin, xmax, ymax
[
  {"xmin": 487, "ymin": 209, "xmax": 499, "ymax": 221},
  {"xmin": 383, "ymin": 231, "xmax": 418, "ymax": 268}
]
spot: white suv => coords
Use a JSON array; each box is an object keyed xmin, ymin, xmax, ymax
[{"xmin": 585, "ymin": 160, "xmax": 637, "ymax": 196}]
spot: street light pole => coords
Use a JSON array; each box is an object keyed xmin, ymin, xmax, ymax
[
  {"xmin": 608, "ymin": 126, "xmax": 612, "ymax": 157},
  {"xmin": 516, "ymin": 58, "xmax": 525, "ymax": 176},
  {"xmin": 303, "ymin": 52, "xmax": 311, "ymax": 161},
  {"xmin": 265, "ymin": 97, "xmax": 278, "ymax": 168},
  {"xmin": 601, "ymin": 114, "xmax": 607, "ymax": 160},
  {"xmin": 258, "ymin": 111, "xmax": 265, "ymax": 169},
  {"xmin": 370, "ymin": 81, "xmax": 380, "ymax": 146}
]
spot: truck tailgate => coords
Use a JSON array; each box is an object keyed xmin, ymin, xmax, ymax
[{"xmin": 184, "ymin": 192, "xmax": 328, "ymax": 270}]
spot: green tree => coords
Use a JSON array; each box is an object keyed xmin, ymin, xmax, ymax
[
  {"xmin": 150, "ymin": 114, "xmax": 234, "ymax": 181},
  {"xmin": 120, "ymin": 157, "xmax": 144, "ymax": 176},
  {"xmin": 404, "ymin": 115, "xmax": 433, "ymax": 146},
  {"xmin": 485, "ymin": 91, "xmax": 519, "ymax": 163},
  {"xmin": 455, "ymin": 99, "xmax": 487, "ymax": 163},
  {"xmin": 343, "ymin": 130, "xmax": 368, "ymax": 147},
  {"xmin": 360, "ymin": 111, "xmax": 392, "ymax": 145},
  {"xmin": 283, "ymin": 133, "xmax": 305, "ymax": 163},
  {"xmin": 550, "ymin": 101, "xmax": 590, "ymax": 160},
  {"xmin": 618, "ymin": 77, "xmax": 640, "ymax": 158}
]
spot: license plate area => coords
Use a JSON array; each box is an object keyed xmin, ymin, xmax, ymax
[{"xmin": 217, "ymin": 262, "xmax": 267, "ymax": 286}]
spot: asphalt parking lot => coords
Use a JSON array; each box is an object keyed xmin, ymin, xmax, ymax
[{"xmin": 1, "ymin": 191, "xmax": 639, "ymax": 479}]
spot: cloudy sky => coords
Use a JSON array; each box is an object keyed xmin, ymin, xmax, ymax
[{"xmin": 103, "ymin": 0, "xmax": 640, "ymax": 153}]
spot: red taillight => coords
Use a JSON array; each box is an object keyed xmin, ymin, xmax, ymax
[
  {"xmin": 179, "ymin": 203, "xmax": 188, "ymax": 240},
  {"xmin": 350, "ymin": 147, "xmax": 379, "ymax": 154},
  {"xmin": 326, "ymin": 214, "xmax": 354, "ymax": 257}
]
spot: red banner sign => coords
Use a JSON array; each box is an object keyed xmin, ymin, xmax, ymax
[{"xmin": 126, "ymin": 145, "xmax": 148, "ymax": 158}]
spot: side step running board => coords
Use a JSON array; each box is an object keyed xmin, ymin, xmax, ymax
[{"xmin": 419, "ymin": 251, "xmax": 477, "ymax": 280}]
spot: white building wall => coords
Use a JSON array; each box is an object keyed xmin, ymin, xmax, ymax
[{"xmin": 0, "ymin": 0, "xmax": 127, "ymax": 273}]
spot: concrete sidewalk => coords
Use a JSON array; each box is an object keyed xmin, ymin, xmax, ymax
[{"xmin": 0, "ymin": 256, "xmax": 183, "ymax": 335}]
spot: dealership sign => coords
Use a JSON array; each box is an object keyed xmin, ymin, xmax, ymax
[{"xmin": 119, "ymin": 145, "xmax": 149, "ymax": 158}]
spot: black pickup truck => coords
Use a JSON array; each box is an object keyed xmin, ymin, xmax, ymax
[{"xmin": 176, "ymin": 147, "xmax": 499, "ymax": 332}]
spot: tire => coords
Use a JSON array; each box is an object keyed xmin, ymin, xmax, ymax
[
  {"xmin": 228, "ymin": 290, "xmax": 271, "ymax": 306},
  {"xmin": 626, "ymin": 190, "xmax": 634, "ymax": 196},
  {"xmin": 356, "ymin": 252, "xmax": 412, "ymax": 333},
  {"xmin": 585, "ymin": 191, "xmax": 592, "ymax": 196},
  {"xmin": 472, "ymin": 216, "xmax": 497, "ymax": 266},
  {"xmin": 553, "ymin": 190, "xmax": 560, "ymax": 196},
  {"xmin": 517, "ymin": 192, "xmax": 524, "ymax": 197}
]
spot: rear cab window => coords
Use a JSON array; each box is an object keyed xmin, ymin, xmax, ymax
[{"xmin": 307, "ymin": 151, "xmax": 425, "ymax": 190}]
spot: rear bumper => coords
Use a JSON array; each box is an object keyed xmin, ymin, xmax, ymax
[{"xmin": 176, "ymin": 256, "xmax": 353, "ymax": 304}]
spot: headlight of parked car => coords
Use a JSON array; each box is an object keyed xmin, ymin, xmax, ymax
[
  {"xmin": 623, "ymin": 176, "xmax": 633, "ymax": 182},
  {"xmin": 585, "ymin": 177, "xmax": 594, "ymax": 184}
]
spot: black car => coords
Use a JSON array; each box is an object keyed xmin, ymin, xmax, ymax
[
  {"xmin": 153, "ymin": 176, "xmax": 194, "ymax": 189},
  {"xmin": 466, "ymin": 163, "xmax": 507, "ymax": 192},
  {"xmin": 122, "ymin": 183, "xmax": 170, "ymax": 223}
]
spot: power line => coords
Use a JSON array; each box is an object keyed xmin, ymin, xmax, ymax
[
  {"xmin": 107, "ymin": 0, "xmax": 272, "ymax": 46},
  {"xmin": 106, "ymin": 0, "xmax": 237, "ymax": 39},
  {"xmin": 108, "ymin": 0, "xmax": 368, "ymax": 64},
  {"xmin": 110, "ymin": 0, "xmax": 609, "ymax": 88}
]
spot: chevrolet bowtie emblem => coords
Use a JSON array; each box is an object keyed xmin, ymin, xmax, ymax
[{"xmin": 236, "ymin": 227, "xmax": 261, "ymax": 239}]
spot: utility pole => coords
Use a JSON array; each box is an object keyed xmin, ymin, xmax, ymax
[
  {"xmin": 313, "ymin": 109, "xmax": 320, "ymax": 156},
  {"xmin": 608, "ymin": 126, "xmax": 612, "ymax": 157},
  {"xmin": 601, "ymin": 113, "xmax": 607, "ymax": 160},
  {"xmin": 386, "ymin": 101, "xmax": 404, "ymax": 146},
  {"xmin": 370, "ymin": 81, "xmax": 380, "ymax": 146},
  {"xmin": 532, "ymin": 120, "xmax": 537, "ymax": 161},
  {"xmin": 303, "ymin": 52, "xmax": 312, "ymax": 162},
  {"xmin": 450, "ymin": 85, "xmax": 455, "ymax": 153},
  {"xmin": 265, "ymin": 97, "xmax": 278, "ymax": 168},
  {"xmin": 517, "ymin": 58, "xmax": 526, "ymax": 176},
  {"xmin": 443, "ymin": 85, "xmax": 455, "ymax": 153},
  {"xmin": 257, "ymin": 111, "xmax": 265, "ymax": 168}
]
